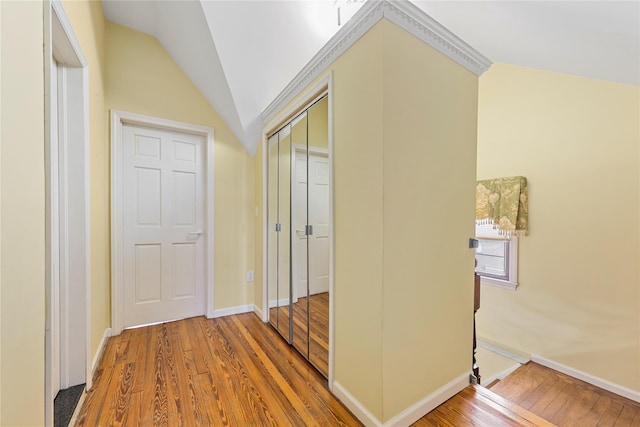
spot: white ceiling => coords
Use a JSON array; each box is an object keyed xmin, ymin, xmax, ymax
[{"xmin": 102, "ymin": 0, "xmax": 640, "ymax": 155}]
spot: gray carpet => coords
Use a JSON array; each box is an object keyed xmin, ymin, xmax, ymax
[{"xmin": 54, "ymin": 384, "xmax": 84, "ymax": 427}]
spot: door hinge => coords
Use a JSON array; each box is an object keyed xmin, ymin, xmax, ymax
[
  {"xmin": 469, "ymin": 238, "xmax": 479, "ymax": 249},
  {"xmin": 276, "ymin": 223, "xmax": 281, "ymax": 232},
  {"xmin": 306, "ymin": 225, "xmax": 313, "ymax": 236}
]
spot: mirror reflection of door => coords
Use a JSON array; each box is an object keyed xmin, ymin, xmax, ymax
[
  {"xmin": 291, "ymin": 113, "xmax": 309, "ymax": 359},
  {"xmin": 267, "ymin": 95, "xmax": 330, "ymax": 378},
  {"xmin": 267, "ymin": 125, "xmax": 292, "ymax": 343}
]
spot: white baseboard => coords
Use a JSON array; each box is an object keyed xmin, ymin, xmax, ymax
[
  {"xmin": 332, "ymin": 381, "xmax": 382, "ymax": 427},
  {"xmin": 253, "ymin": 304, "xmax": 264, "ymax": 320},
  {"xmin": 481, "ymin": 363, "xmax": 521, "ymax": 388},
  {"xmin": 91, "ymin": 327, "xmax": 112, "ymax": 380},
  {"xmin": 268, "ymin": 298, "xmax": 291, "ymax": 309},
  {"xmin": 333, "ymin": 372, "xmax": 469, "ymax": 427},
  {"xmin": 382, "ymin": 372, "xmax": 470, "ymax": 427},
  {"xmin": 213, "ymin": 304, "xmax": 254, "ymax": 318},
  {"xmin": 478, "ymin": 339, "xmax": 530, "ymax": 364},
  {"xmin": 532, "ymin": 355, "xmax": 640, "ymax": 403}
]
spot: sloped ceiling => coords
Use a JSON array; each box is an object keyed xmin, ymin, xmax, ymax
[{"xmin": 102, "ymin": 0, "xmax": 639, "ymax": 155}]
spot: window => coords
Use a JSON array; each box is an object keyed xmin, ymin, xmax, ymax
[{"xmin": 475, "ymin": 224, "xmax": 519, "ymax": 290}]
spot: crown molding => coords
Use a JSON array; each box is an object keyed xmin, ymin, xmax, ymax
[
  {"xmin": 261, "ymin": 0, "xmax": 492, "ymax": 125},
  {"xmin": 384, "ymin": 1, "xmax": 492, "ymax": 76}
]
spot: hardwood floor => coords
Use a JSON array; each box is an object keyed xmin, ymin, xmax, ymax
[
  {"xmin": 77, "ymin": 314, "xmax": 638, "ymax": 427},
  {"xmin": 76, "ymin": 313, "xmax": 360, "ymax": 426},
  {"xmin": 412, "ymin": 385, "xmax": 555, "ymax": 426},
  {"xmin": 489, "ymin": 362, "xmax": 640, "ymax": 426}
]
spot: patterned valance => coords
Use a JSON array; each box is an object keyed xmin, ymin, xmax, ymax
[{"xmin": 476, "ymin": 176, "xmax": 528, "ymax": 237}]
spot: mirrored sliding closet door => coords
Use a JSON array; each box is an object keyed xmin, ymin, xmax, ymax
[{"xmin": 267, "ymin": 96, "xmax": 330, "ymax": 378}]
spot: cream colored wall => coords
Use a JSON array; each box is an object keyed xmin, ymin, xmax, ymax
[
  {"xmin": 255, "ymin": 141, "xmax": 264, "ymax": 313},
  {"xmin": 105, "ymin": 22, "xmax": 255, "ymax": 312},
  {"xmin": 324, "ymin": 23, "xmax": 386, "ymax": 418},
  {"xmin": 0, "ymin": 2, "xmax": 46, "ymax": 425},
  {"xmin": 477, "ymin": 63, "xmax": 640, "ymax": 392},
  {"xmin": 381, "ymin": 21, "xmax": 477, "ymax": 420},
  {"xmin": 62, "ymin": 0, "xmax": 109, "ymax": 361},
  {"xmin": 309, "ymin": 97, "xmax": 329, "ymax": 149}
]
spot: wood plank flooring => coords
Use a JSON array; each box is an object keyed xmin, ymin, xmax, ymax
[
  {"xmin": 489, "ymin": 362, "xmax": 640, "ymax": 426},
  {"xmin": 77, "ymin": 313, "xmax": 639, "ymax": 427},
  {"xmin": 413, "ymin": 385, "xmax": 555, "ymax": 427},
  {"xmin": 76, "ymin": 313, "xmax": 360, "ymax": 427}
]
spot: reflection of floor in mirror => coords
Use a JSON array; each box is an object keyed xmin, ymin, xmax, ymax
[
  {"xmin": 269, "ymin": 292, "xmax": 329, "ymax": 378},
  {"xmin": 295, "ymin": 292, "xmax": 329, "ymax": 378},
  {"xmin": 476, "ymin": 344, "xmax": 523, "ymax": 387}
]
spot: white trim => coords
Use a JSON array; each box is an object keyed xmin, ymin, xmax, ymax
[
  {"xmin": 327, "ymin": 72, "xmax": 335, "ymax": 390},
  {"xmin": 260, "ymin": 133, "xmax": 268, "ymax": 322},
  {"xmin": 260, "ymin": 0, "xmax": 491, "ymax": 124},
  {"xmin": 45, "ymin": 2, "xmax": 91, "ymax": 425},
  {"xmin": 50, "ymin": 0, "xmax": 87, "ymax": 67},
  {"xmin": 82, "ymin": 64, "xmax": 92, "ymax": 390},
  {"xmin": 91, "ymin": 327, "xmax": 112, "ymax": 377},
  {"xmin": 480, "ymin": 363, "xmax": 521, "ymax": 388},
  {"xmin": 253, "ymin": 304, "xmax": 264, "ymax": 320},
  {"xmin": 331, "ymin": 373, "xmax": 471, "ymax": 427},
  {"xmin": 480, "ymin": 276, "xmax": 518, "ymax": 290},
  {"xmin": 268, "ymin": 298, "xmax": 291, "ymax": 309},
  {"xmin": 332, "ymin": 381, "xmax": 382, "ymax": 427},
  {"xmin": 477, "ymin": 340, "xmax": 530, "ymax": 365},
  {"xmin": 213, "ymin": 305, "xmax": 254, "ymax": 318},
  {"xmin": 532, "ymin": 355, "xmax": 640, "ymax": 403},
  {"xmin": 382, "ymin": 373, "xmax": 470, "ymax": 427},
  {"xmin": 476, "ymin": 233, "xmax": 519, "ymax": 290},
  {"xmin": 110, "ymin": 110, "xmax": 215, "ymax": 335}
]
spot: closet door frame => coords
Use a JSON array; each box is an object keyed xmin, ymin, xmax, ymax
[{"xmin": 261, "ymin": 71, "xmax": 335, "ymax": 388}]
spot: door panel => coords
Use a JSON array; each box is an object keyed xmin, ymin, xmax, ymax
[
  {"xmin": 123, "ymin": 124, "xmax": 206, "ymax": 328},
  {"xmin": 268, "ymin": 134, "xmax": 279, "ymax": 331},
  {"xmin": 291, "ymin": 114, "xmax": 309, "ymax": 359},
  {"xmin": 309, "ymin": 154, "xmax": 330, "ymax": 295},
  {"xmin": 276, "ymin": 125, "xmax": 292, "ymax": 342}
]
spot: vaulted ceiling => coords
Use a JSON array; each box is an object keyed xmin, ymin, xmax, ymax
[{"xmin": 102, "ymin": 1, "xmax": 640, "ymax": 155}]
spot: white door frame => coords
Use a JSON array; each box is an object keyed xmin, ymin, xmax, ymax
[
  {"xmin": 45, "ymin": 1, "xmax": 92, "ymax": 426},
  {"xmin": 261, "ymin": 71, "xmax": 335, "ymax": 388},
  {"xmin": 111, "ymin": 111, "xmax": 215, "ymax": 335}
]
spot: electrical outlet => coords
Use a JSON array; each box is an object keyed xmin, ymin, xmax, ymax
[{"xmin": 247, "ymin": 270, "xmax": 254, "ymax": 282}]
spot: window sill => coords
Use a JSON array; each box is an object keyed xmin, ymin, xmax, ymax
[{"xmin": 480, "ymin": 276, "xmax": 518, "ymax": 290}]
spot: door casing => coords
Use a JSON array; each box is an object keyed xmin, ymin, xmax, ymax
[
  {"xmin": 111, "ymin": 110, "xmax": 215, "ymax": 335},
  {"xmin": 45, "ymin": 1, "xmax": 92, "ymax": 426}
]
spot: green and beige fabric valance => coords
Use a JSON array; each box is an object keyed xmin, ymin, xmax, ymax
[{"xmin": 476, "ymin": 176, "xmax": 528, "ymax": 237}]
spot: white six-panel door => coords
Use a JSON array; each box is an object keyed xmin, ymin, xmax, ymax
[
  {"xmin": 122, "ymin": 124, "xmax": 206, "ymax": 328},
  {"xmin": 294, "ymin": 151, "xmax": 330, "ymax": 298}
]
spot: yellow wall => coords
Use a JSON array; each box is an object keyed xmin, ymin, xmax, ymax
[
  {"xmin": 254, "ymin": 141, "xmax": 264, "ymax": 313},
  {"xmin": 477, "ymin": 63, "xmax": 640, "ymax": 392},
  {"xmin": 62, "ymin": 0, "xmax": 109, "ymax": 361},
  {"xmin": 0, "ymin": 2, "xmax": 46, "ymax": 425},
  {"xmin": 309, "ymin": 97, "xmax": 329, "ymax": 149},
  {"xmin": 381, "ymin": 21, "xmax": 477, "ymax": 419},
  {"xmin": 105, "ymin": 22, "xmax": 256, "ymax": 312},
  {"xmin": 259, "ymin": 20, "xmax": 478, "ymax": 422},
  {"xmin": 326, "ymin": 23, "xmax": 387, "ymax": 418}
]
